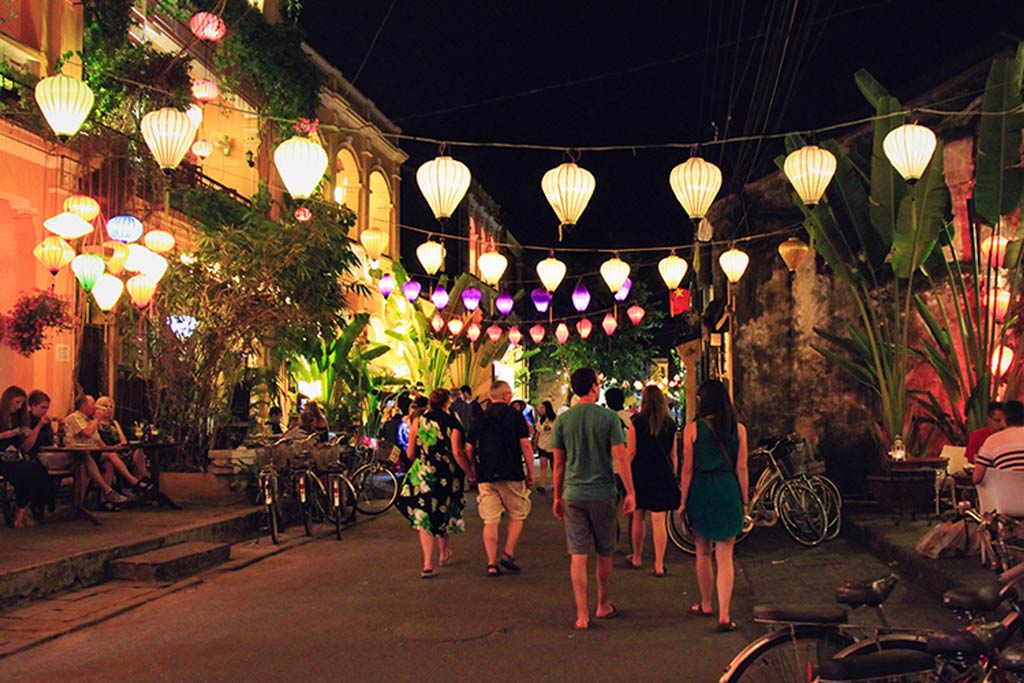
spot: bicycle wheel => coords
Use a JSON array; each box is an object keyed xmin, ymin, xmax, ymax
[
  {"xmin": 261, "ymin": 475, "xmax": 280, "ymax": 545},
  {"xmin": 775, "ymin": 480, "xmax": 828, "ymax": 547},
  {"xmin": 329, "ymin": 473, "xmax": 355, "ymax": 539},
  {"xmin": 667, "ymin": 511, "xmax": 752, "ymax": 555},
  {"xmin": 351, "ymin": 462, "xmax": 399, "ymax": 515},
  {"xmin": 720, "ymin": 625, "xmax": 853, "ymax": 682},
  {"xmin": 808, "ymin": 475, "xmax": 842, "ymax": 541}
]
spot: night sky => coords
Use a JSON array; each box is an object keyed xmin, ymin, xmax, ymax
[{"xmin": 299, "ymin": 1, "xmax": 1023, "ymax": 253}]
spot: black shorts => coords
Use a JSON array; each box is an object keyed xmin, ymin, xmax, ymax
[{"xmin": 536, "ymin": 448, "xmax": 553, "ymax": 461}]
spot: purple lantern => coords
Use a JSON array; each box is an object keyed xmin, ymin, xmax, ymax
[
  {"xmin": 462, "ymin": 287, "xmax": 482, "ymax": 311},
  {"xmin": 402, "ymin": 279, "xmax": 422, "ymax": 302},
  {"xmin": 378, "ymin": 274, "xmax": 395, "ymax": 299},
  {"xmin": 531, "ymin": 287, "xmax": 552, "ymax": 313},
  {"xmin": 572, "ymin": 282, "xmax": 591, "ymax": 312},
  {"xmin": 614, "ymin": 277, "xmax": 632, "ymax": 302},
  {"xmin": 431, "ymin": 285, "xmax": 449, "ymax": 311},
  {"xmin": 496, "ymin": 290, "xmax": 514, "ymax": 316}
]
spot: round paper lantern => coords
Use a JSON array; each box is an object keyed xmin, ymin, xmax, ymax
[
  {"xmin": 627, "ymin": 305, "xmax": 646, "ymax": 326},
  {"xmin": 431, "ymin": 314, "xmax": 445, "ymax": 333},
  {"xmin": 600, "ymin": 256, "xmax": 631, "ymax": 294},
  {"xmin": 126, "ymin": 274, "xmax": 157, "ymax": 309},
  {"xmin": 536, "ymin": 255, "xmax": 567, "ymax": 292},
  {"xmin": 416, "ymin": 155, "xmax": 471, "ymax": 220},
  {"xmin": 191, "ymin": 139, "xmax": 214, "ymax": 160},
  {"xmin": 34, "ymin": 74, "xmax": 94, "ymax": 139},
  {"xmin": 602, "ymin": 313, "xmax": 618, "ymax": 336},
  {"xmin": 719, "ymin": 247, "xmax": 750, "ymax": 284},
  {"xmin": 103, "ymin": 241, "xmax": 130, "ymax": 275},
  {"xmin": 33, "ymin": 236, "xmax": 74, "ymax": 275},
  {"xmin": 614, "ymin": 277, "xmax": 632, "ymax": 302},
  {"xmin": 447, "ymin": 318, "xmax": 464, "ymax": 336},
  {"xmin": 658, "ymin": 252, "xmax": 688, "ymax": 290},
  {"xmin": 508, "ymin": 326, "xmax": 523, "ymax": 346},
  {"xmin": 138, "ymin": 251, "xmax": 169, "ymax": 282},
  {"xmin": 71, "ymin": 254, "xmax": 105, "ymax": 292},
  {"xmin": 988, "ymin": 289, "xmax": 1012, "ymax": 322},
  {"xmin": 576, "ymin": 318, "xmax": 593, "ymax": 339},
  {"xmin": 784, "ymin": 145, "xmax": 837, "ymax": 206},
  {"xmin": 992, "ymin": 345, "xmax": 1015, "ymax": 377},
  {"xmin": 274, "ymin": 136, "xmax": 328, "ymax": 199},
  {"xmin": 531, "ymin": 288, "xmax": 552, "ymax": 313},
  {"xmin": 486, "ymin": 325, "xmax": 502, "ymax": 343},
  {"xmin": 541, "ymin": 162, "xmax": 596, "ymax": 229},
  {"xmin": 883, "ymin": 123, "xmax": 937, "ymax": 181},
  {"xmin": 124, "ymin": 244, "xmax": 154, "ymax": 272},
  {"xmin": 359, "ymin": 227, "xmax": 388, "ymax": 265},
  {"xmin": 143, "ymin": 230, "xmax": 175, "ymax": 254},
  {"xmin": 529, "ymin": 324, "xmax": 546, "ymax": 344},
  {"xmin": 496, "ymin": 290, "xmax": 514, "ymax": 316},
  {"xmin": 981, "ymin": 235, "xmax": 1009, "ymax": 269},
  {"xmin": 106, "ymin": 215, "xmax": 143, "ymax": 243},
  {"xmin": 572, "ymin": 282, "xmax": 591, "ymax": 312},
  {"xmin": 91, "ymin": 274, "xmax": 124, "ymax": 311},
  {"xmin": 294, "ymin": 207, "xmax": 312, "ymax": 222},
  {"xmin": 141, "ymin": 108, "xmax": 197, "ymax": 172},
  {"xmin": 555, "ymin": 323, "xmax": 570, "ymax": 345},
  {"xmin": 63, "ymin": 195, "xmax": 100, "ymax": 222},
  {"xmin": 669, "ymin": 156, "xmax": 722, "ymax": 220},
  {"xmin": 167, "ymin": 315, "xmax": 199, "ymax": 341},
  {"xmin": 466, "ymin": 322, "xmax": 481, "ymax": 342},
  {"xmin": 778, "ymin": 237, "xmax": 810, "ymax": 272},
  {"xmin": 416, "ymin": 239, "xmax": 445, "ymax": 275},
  {"xmin": 184, "ymin": 104, "xmax": 203, "ymax": 129},
  {"xmin": 189, "ymin": 12, "xmax": 226, "ymax": 41},
  {"xmin": 44, "ymin": 211, "xmax": 93, "ymax": 239},
  {"xmin": 461, "ymin": 288, "xmax": 482, "ymax": 311},
  {"xmin": 191, "ymin": 78, "xmax": 221, "ymax": 103},
  {"xmin": 378, "ymin": 274, "xmax": 395, "ymax": 299},
  {"xmin": 402, "ymin": 280, "xmax": 422, "ymax": 302},
  {"xmin": 431, "ymin": 285, "xmax": 450, "ymax": 311},
  {"xmin": 477, "ymin": 250, "xmax": 508, "ymax": 286}
]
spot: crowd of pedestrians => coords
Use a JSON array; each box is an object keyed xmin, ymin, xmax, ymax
[{"xmin": 392, "ymin": 367, "xmax": 747, "ymax": 632}]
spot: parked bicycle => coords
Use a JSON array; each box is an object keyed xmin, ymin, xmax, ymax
[
  {"xmin": 339, "ymin": 440, "xmax": 400, "ymax": 517},
  {"xmin": 257, "ymin": 463, "xmax": 283, "ymax": 545}
]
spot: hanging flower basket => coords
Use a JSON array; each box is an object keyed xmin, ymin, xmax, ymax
[{"xmin": 2, "ymin": 289, "xmax": 75, "ymax": 357}]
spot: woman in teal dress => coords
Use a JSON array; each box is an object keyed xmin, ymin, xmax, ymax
[{"xmin": 679, "ymin": 379, "xmax": 748, "ymax": 632}]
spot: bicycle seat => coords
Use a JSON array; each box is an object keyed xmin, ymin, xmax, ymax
[
  {"xmin": 927, "ymin": 622, "xmax": 1008, "ymax": 658},
  {"xmin": 998, "ymin": 643, "xmax": 1024, "ymax": 673},
  {"xmin": 817, "ymin": 651, "xmax": 934, "ymax": 682},
  {"xmin": 834, "ymin": 575, "xmax": 898, "ymax": 607},
  {"xmin": 752, "ymin": 604, "xmax": 847, "ymax": 624},
  {"xmin": 942, "ymin": 583, "xmax": 1003, "ymax": 612}
]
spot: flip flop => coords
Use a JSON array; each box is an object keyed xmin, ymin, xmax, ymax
[
  {"xmin": 717, "ymin": 620, "xmax": 738, "ymax": 632},
  {"xmin": 486, "ymin": 564, "xmax": 501, "ymax": 577},
  {"xmin": 595, "ymin": 604, "xmax": 620, "ymax": 619},
  {"xmin": 653, "ymin": 566, "xmax": 668, "ymax": 577},
  {"xmin": 623, "ymin": 554, "xmax": 641, "ymax": 569},
  {"xmin": 420, "ymin": 568, "xmax": 435, "ymax": 579},
  {"xmin": 689, "ymin": 604, "xmax": 714, "ymax": 617}
]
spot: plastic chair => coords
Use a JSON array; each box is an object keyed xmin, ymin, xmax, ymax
[{"xmin": 977, "ymin": 468, "xmax": 1024, "ymax": 517}]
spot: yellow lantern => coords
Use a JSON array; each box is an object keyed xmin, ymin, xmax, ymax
[
  {"xmin": 191, "ymin": 139, "xmax": 214, "ymax": 160},
  {"xmin": 669, "ymin": 156, "xmax": 722, "ymax": 220},
  {"xmin": 143, "ymin": 230, "xmax": 176, "ymax": 254},
  {"xmin": 92, "ymin": 274, "xmax": 124, "ymax": 311},
  {"xmin": 359, "ymin": 227, "xmax": 388, "ymax": 266},
  {"xmin": 33, "ymin": 236, "xmax": 75, "ymax": 275},
  {"xmin": 63, "ymin": 195, "xmax": 100, "ymax": 222},
  {"xmin": 778, "ymin": 237, "xmax": 810, "ymax": 272},
  {"xmin": 542, "ymin": 162, "xmax": 596, "ymax": 231},
  {"xmin": 71, "ymin": 253, "xmax": 105, "ymax": 292},
  {"xmin": 658, "ymin": 251, "xmax": 688, "ymax": 290},
  {"xmin": 416, "ymin": 239, "xmax": 445, "ymax": 275},
  {"xmin": 141, "ymin": 108, "xmax": 197, "ymax": 172},
  {"xmin": 784, "ymin": 145, "xmax": 837, "ymax": 206},
  {"xmin": 883, "ymin": 123, "xmax": 937, "ymax": 181},
  {"xmin": 103, "ymin": 241, "xmax": 130, "ymax": 275},
  {"xmin": 599, "ymin": 255, "xmax": 631, "ymax": 294},
  {"xmin": 44, "ymin": 211, "xmax": 94, "ymax": 239},
  {"xmin": 719, "ymin": 247, "xmax": 750, "ymax": 284},
  {"xmin": 34, "ymin": 74, "xmax": 94, "ymax": 139},
  {"xmin": 416, "ymin": 155, "xmax": 471, "ymax": 221},
  {"xmin": 536, "ymin": 254, "xmax": 567, "ymax": 292},
  {"xmin": 126, "ymin": 274, "xmax": 157, "ymax": 309},
  {"xmin": 981, "ymin": 235, "xmax": 1009, "ymax": 269},
  {"xmin": 273, "ymin": 136, "xmax": 329, "ymax": 199},
  {"xmin": 477, "ymin": 250, "xmax": 508, "ymax": 286}
]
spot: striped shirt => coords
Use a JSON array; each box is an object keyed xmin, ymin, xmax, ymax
[{"xmin": 976, "ymin": 426, "xmax": 1024, "ymax": 471}]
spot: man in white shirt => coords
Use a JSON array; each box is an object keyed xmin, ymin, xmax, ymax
[{"xmin": 973, "ymin": 400, "xmax": 1024, "ymax": 485}]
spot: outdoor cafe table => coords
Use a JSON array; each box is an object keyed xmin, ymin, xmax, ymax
[
  {"xmin": 886, "ymin": 456, "xmax": 949, "ymax": 522},
  {"xmin": 38, "ymin": 444, "xmax": 115, "ymax": 526}
]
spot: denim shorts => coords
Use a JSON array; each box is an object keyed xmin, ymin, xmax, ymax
[{"xmin": 563, "ymin": 498, "xmax": 618, "ymax": 556}]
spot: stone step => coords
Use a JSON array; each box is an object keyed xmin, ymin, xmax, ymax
[{"xmin": 109, "ymin": 542, "xmax": 231, "ymax": 582}]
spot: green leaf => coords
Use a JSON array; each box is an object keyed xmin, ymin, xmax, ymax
[
  {"xmin": 975, "ymin": 43, "xmax": 1024, "ymax": 225},
  {"xmin": 854, "ymin": 69, "xmax": 907, "ymax": 245},
  {"xmin": 890, "ymin": 141, "xmax": 949, "ymax": 277},
  {"xmin": 821, "ymin": 139, "xmax": 887, "ymax": 270}
]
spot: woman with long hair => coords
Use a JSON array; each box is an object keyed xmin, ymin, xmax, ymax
[
  {"xmin": 0, "ymin": 385, "xmax": 51, "ymax": 527},
  {"xmin": 533, "ymin": 400, "xmax": 557, "ymax": 492},
  {"xmin": 679, "ymin": 379, "xmax": 748, "ymax": 632},
  {"xmin": 625, "ymin": 385, "xmax": 679, "ymax": 575},
  {"xmin": 397, "ymin": 388, "xmax": 476, "ymax": 578}
]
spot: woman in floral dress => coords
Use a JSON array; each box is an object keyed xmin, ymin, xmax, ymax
[{"xmin": 399, "ymin": 388, "xmax": 477, "ymax": 578}]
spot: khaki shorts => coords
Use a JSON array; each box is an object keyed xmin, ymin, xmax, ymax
[{"xmin": 477, "ymin": 480, "xmax": 532, "ymax": 524}]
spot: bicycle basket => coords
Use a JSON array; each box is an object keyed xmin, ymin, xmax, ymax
[{"xmin": 774, "ymin": 438, "xmax": 803, "ymax": 478}]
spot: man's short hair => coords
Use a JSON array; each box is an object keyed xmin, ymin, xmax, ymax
[
  {"xmin": 397, "ymin": 393, "xmax": 412, "ymax": 415},
  {"xmin": 988, "ymin": 401, "xmax": 1006, "ymax": 416},
  {"xmin": 489, "ymin": 380, "xmax": 511, "ymax": 400},
  {"xmin": 460, "ymin": 385, "xmax": 472, "ymax": 395},
  {"xmin": 269, "ymin": 406, "xmax": 282, "ymax": 417},
  {"xmin": 1004, "ymin": 400, "xmax": 1024, "ymax": 426},
  {"xmin": 29, "ymin": 390, "xmax": 50, "ymax": 406},
  {"xmin": 570, "ymin": 368, "xmax": 598, "ymax": 398},
  {"xmin": 605, "ymin": 387, "xmax": 625, "ymax": 411},
  {"xmin": 74, "ymin": 394, "xmax": 92, "ymax": 411}
]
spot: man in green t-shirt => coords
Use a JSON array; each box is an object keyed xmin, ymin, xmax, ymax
[{"xmin": 551, "ymin": 367, "xmax": 636, "ymax": 630}]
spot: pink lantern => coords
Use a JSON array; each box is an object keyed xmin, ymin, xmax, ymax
[
  {"xmin": 378, "ymin": 274, "xmax": 395, "ymax": 299},
  {"xmin": 402, "ymin": 280, "xmax": 422, "ymax": 302},
  {"xmin": 447, "ymin": 318, "xmax": 464, "ymax": 336},
  {"xmin": 627, "ymin": 304, "xmax": 646, "ymax": 326},
  {"xmin": 555, "ymin": 323, "xmax": 570, "ymax": 345},
  {"xmin": 486, "ymin": 324, "xmax": 502, "ymax": 343},
  {"xmin": 191, "ymin": 79, "xmax": 221, "ymax": 103},
  {"xmin": 294, "ymin": 207, "xmax": 312, "ymax": 222},
  {"xmin": 988, "ymin": 289, "xmax": 1012, "ymax": 322},
  {"xmin": 466, "ymin": 322, "xmax": 481, "ymax": 342},
  {"xmin": 602, "ymin": 313, "xmax": 618, "ymax": 336},
  {"xmin": 190, "ymin": 12, "xmax": 226, "ymax": 41},
  {"xmin": 508, "ymin": 326, "xmax": 523, "ymax": 346},
  {"xmin": 431, "ymin": 285, "xmax": 449, "ymax": 310},
  {"xmin": 576, "ymin": 318, "xmax": 593, "ymax": 339},
  {"xmin": 981, "ymin": 236, "xmax": 1009, "ymax": 269},
  {"xmin": 992, "ymin": 345, "xmax": 1014, "ymax": 377},
  {"xmin": 529, "ymin": 324, "xmax": 546, "ymax": 344},
  {"xmin": 431, "ymin": 314, "xmax": 445, "ymax": 333}
]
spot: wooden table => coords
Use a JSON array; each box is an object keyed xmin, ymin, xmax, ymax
[{"xmin": 887, "ymin": 457, "xmax": 949, "ymax": 521}]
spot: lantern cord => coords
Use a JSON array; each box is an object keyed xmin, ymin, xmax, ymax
[{"xmin": 346, "ymin": 0, "xmax": 398, "ymax": 90}]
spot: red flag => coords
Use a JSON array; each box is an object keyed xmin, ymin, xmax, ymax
[{"xmin": 669, "ymin": 289, "xmax": 691, "ymax": 316}]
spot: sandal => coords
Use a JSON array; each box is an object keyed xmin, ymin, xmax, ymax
[
  {"xmin": 624, "ymin": 554, "xmax": 641, "ymax": 569},
  {"xmin": 689, "ymin": 604, "xmax": 714, "ymax": 617},
  {"xmin": 420, "ymin": 568, "xmax": 435, "ymax": 579},
  {"xmin": 717, "ymin": 620, "xmax": 738, "ymax": 632},
  {"xmin": 134, "ymin": 479, "xmax": 154, "ymax": 493},
  {"xmin": 98, "ymin": 501, "xmax": 121, "ymax": 512},
  {"xmin": 486, "ymin": 564, "xmax": 501, "ymax": 577}
]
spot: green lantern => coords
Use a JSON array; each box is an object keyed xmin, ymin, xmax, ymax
[{"xmin": 71, "ymin": 253, "xmax": 105, "ymax": 292}]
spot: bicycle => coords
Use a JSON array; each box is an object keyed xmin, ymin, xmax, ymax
[
  {"xmin": 668, "ymin": 435, "xmax": 832, "ymax": 553},
  {"xmin": 289, "ymin": 446, "xmax": 356, "ymax": 540},
  {"xmin": 257, "ymin": 463, "xmax": 283, "ymax": 545},
  {"xmin": 343, "ymin": 441, "xmax": 400, "ymax": 516}
]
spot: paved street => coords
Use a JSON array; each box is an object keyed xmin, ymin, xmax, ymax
[{"xmin": 3, "ymin": 493, "xmax": 959, "ymax": 683}]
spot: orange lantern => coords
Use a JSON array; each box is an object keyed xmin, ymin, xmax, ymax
[
  {"xmin": 627, "ymin": 305, "xmax": 646, "ymax": 326},
  {"xmin": 508, "ymin": 326, "xmax": 523, "ymax": 346},
  {"xmin": 602, "ymin": 313, "xmax": 618, "ymax": 336},
  {"xmin": 447, "ymin": 318, "xmax": 464, "ymax": 336},
  {"xmin": 431, "ymin": 314, "xmax": 445, "ymax": 334},
  {"xmin": 466, "ymin": 322, "xmax": 481, "ymax": 342},
  {"xmin": 988, "ymin": 289, "xmax": 1012, "ymax": 322},
  {"xmin": 126, "ymin": 274, "xmax": 157, "ymax": 309},
  {"xmin": 992, "ymin": 345, "xmax": 1015, "ymax": 377},
  {"xmin": 103, "ymin": 241, "xmax": 130, "ymax": 275},
  {"xmin": 63, "ymin": 195, "xmax": 100, "ymax": 222},
  {"xmin": 981, "ymin": 235, "xmax": 1009, "ymax": 269},
  {"xmin": 486, "ymin": 325, "xmax": 502, "ymax": 343},
  {"xmin": 33, "ymin": 236, "xmax": 75, "ymax": 275},
  {"xmin": 191, "ymin": 79, "xmax": 221, "ymax": 103},
  {"xmin": 555, "ymin": 323, "xmax": 570, "ymax": 345},
  {"xmin": 529, "ymin": 324, "xmax": 546, "ymax": 344},
  {"xmin": 576, "ymin": 318, "xmax": 593, "ymax": 339}
]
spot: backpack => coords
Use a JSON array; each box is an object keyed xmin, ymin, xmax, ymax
[{"xmin": 471, "ymin": 405, "xmax": 525, "ymax": 483}]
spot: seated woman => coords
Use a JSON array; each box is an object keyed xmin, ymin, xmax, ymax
[
  {"xmin": 95, "ymin": 396, "xmax": 151, "ymax": 483},
  {"xmin": 300, "ymin": 402, "xmax": 330, "ymax": 443},
  {"xmin": 63, "ymin": 394, "xmax": 146, "ymax": 510},
  {"xmin": 0, "ymin": 385, "xmax": 50, "ymax": 527}
]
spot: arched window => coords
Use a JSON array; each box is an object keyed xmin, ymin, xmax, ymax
[
  {"xmin": 334, "ymin": 148, "xmax": 362, "ymax": 233},
  {"xmin": 368, "ymin": 169, "xmax": 393, "ymax": 254}
]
